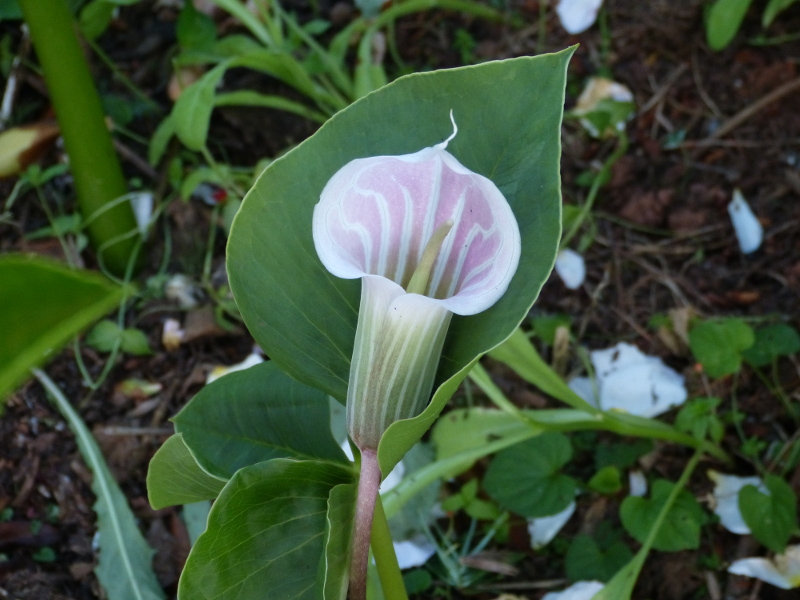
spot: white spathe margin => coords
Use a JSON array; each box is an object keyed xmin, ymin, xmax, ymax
[{"xmin": 728, "ymin": 189, "xmax": 763, "ymax": 254}]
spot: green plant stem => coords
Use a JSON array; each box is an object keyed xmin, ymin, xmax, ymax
[
  {"xmin": 351, "ymin": 447, "xmax": 382, "ymax": 600},
  {"xmin": 595, "ymin": 449, "xmax": 703, "ymax": 600},
  {"xmin": 371, "ymin": 497, "xmax": 408, "ymax": 600},
  {"xmin": 560, "ymin": 132, "xmax": 628, "ymax": 249},
  {"xmin": 18, "ymin": 0, "xmax": 139, "ymax": 275}
]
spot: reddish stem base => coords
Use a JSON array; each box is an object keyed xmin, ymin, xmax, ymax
[{"xmin": 349, "ymin": 447, "xmax": 381, "ymax": 600}]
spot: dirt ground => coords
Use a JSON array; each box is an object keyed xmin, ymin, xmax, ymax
[{"xmin": 1, "ymin": 0, "xmax": 799, "ymax": 598}]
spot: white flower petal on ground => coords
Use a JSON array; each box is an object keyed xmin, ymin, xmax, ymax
[
  {"xmin": 708, "ymin": 470, "xmax": 765, "ymax": 535},
  {"xmin": 728, "ymin": 189, "xmax": 763, "ymax": 254},
  {"xmin": 206, "ymin": 352, "xmax": 264, "ymax": 384},
  {"xmin": 527, "ymin": 500, "xmax": 576, "ymax": 549},
  {"xmin": 555, "ymin": 249, "xmax": 586, "ymax": 289},
  {"xmin": 165, "ymin": 274, "xmax": 201, "ymax": 309},
  {"xmin": 556, "ymin": 0, "xmax": 604, "ymax": 34},
  {"xmin": 393, "ymin": 535, "xmax": 437, "ymax": 569},
  {"xmin": 568, "ymin": 342, "xmax": 687, "ymax": 417},
  {"xmin": 628, "ymin": 470, "xmax": 648, "ymax": 497},
  {"xmin": 568, "ymin": 376, "xmax": 597, "ymax": 406},
  {"xmin": 728, "ymin": 545, "xmax": 800, "ymax": 590},
  {"xmin": 161, "ymin": 318, "xmax": 185, "ymax": 351},
  {"xmin": 573, "ymin": 77, "xmax": 635, "ymax": 138},
  {"xmin": 542, "ymin": 580, "xmax": 605, "ymax": 600}
]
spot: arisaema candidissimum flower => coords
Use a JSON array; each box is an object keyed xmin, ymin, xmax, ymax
[{"xmin": 313, "ymin": 115, "xmax": 521, "ymax": 452}]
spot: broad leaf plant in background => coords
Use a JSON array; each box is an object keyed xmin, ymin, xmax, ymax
[{"xmin": 148, "ymin": 49, "xmax": 573, "ymax": 599}]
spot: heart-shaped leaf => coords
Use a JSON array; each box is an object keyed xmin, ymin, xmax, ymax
[
  {"xmin": 178, "ymin": 459, "xmax": 353, "ymax": 600},
  {"xmin": 174, "ymin": 361, "xmax": 348, "ymax": 479},
  {"xmin": 620, "ymin": 479, "xmax": 705, "ymax": 552},
  {"xmin": 227, "ymin": 49, "xmax": 573, "ymax": 474},
  {"xmin": 483, "ymin": 433, "xmax": 575, "ymax": 518},
  {"xmin": 739, "ymin": 474, "xmax": 797, "ymax": 553},
  {"xmin": 147, "ymin": 433, "xmax": 226, "ymax": 510}
]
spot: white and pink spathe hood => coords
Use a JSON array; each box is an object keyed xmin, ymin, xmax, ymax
[{"xmin": 313, "ymin": 119, "xmax": 521, "ymax": 450}]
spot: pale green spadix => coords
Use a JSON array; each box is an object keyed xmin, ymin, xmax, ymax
[{"xmin": 313, "ymin": 118, "xmax": 521, "ymax": 450}]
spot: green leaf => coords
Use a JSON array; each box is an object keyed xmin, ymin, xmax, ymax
[
  {"xmin": 0, "ymin": 255, "xmax": 123, "ymax": 403},
  {"xmin": 432, "ymin": 406, "xmax": 535, "ymax": 466},
  {"xmin": 739, "ymin": 474, "xmax": 797, "ymax": 553},
  {"xmin": 674, "ymin": 397, "xmax": 723, "ymax": 442},
  {"xmin": 387, "ymin": 443, "xmax": 441, "ymax": 540},
  {"xmin": 483, "ymin": 433, "xmax": 575, "ymax": 518},
  {"xmin": 565, "ymin": 530, "xmax": 632, "ymax": 583},
  {"xmin": 689, "ymin": 318, "xmax": 754, "ymax": 378},
  {"xmin": 178, "ymin": 459, "xmax": 353, "ymax": 600},
  {"xmin": 174, "ymin": 361, "xmax": 348, "ymax": 479},
  {"xmin": 120, "ymin": 327, "xmax": 152, "ymax": 355},
  {"xmin": 742, "ymin": 323, "xmax": 800, "ymax": 367},
  {"xmin": 35, "ymin": 371, "xmax": 164, "ymax": 600},
  {"xmin": 763, "ymin": 0, "xmax": 800, "ymax": 26},
  {"xmin": 620, "ymin": 479, "xmax": 704, "ymax": 552},
  {"xmin": 148, "ymin": 115, "xmax": 175, "ymax": 166},
  {"xmin": 147, "ymin": 434, "xmax": 226, "ymax": 510},
  {"xmin": 177, "ymin": 1, "xmax": 217, "ymax": 51},
  {"xmin": 323, "ymin": 483, "xmax": 357, "ymax": 600},
  {"xmin": 182, "ymin": 501, "xmax": 211, "ymax": 546},
  {"xmin": 227, "ymin": 49, "xmax": 573, "ymax": 473},
  {"xmin": 488, "ymin": 328, "xmax": 597, "ymax": 412},
  {"xmin": 530, "ymin": 314, "xmax": 571, "ymax": 346},
  {"xmin": 84, "ymin": 320, "xmax": 122, "ymax": 352},
  {"xmin": 173, "ymin": 61, "xmax": 228, "ymax": 151},
  {"xmin": 594, "ymin": 439, "xmax": 654, "ymax": 471},
  {"xmin": 79, "ymin": 0, "xmax": 115, "ymax": 41},
  {"xmin": 588, "ymin": 465, "xmax": 622, "ymax": 495},
  {"xmin": 85, "ymin": 320, "xmax": 151, "ymax": 355},
  {"xmin": 706, "ymin": 0, "xmax": 754, "ymax": 50}
]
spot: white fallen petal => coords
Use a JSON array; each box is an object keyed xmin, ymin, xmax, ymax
[
  {"xmin": 708, "ymin": 470, "xmax": 765, "ymax": 535},
  {"xmin": 161, "ymin": 318, "xmax": 185, "ymax": 351},
  {"xmin": 543, "ymin": 580, "xmax": 605, "ymax": 600},
  {"xmin": 728, "ymin": 545, "xmax": 800, "ymax": 590},
  {"xmin": 527, "ymin": 501, "xmax": 576, "ymax": 549},
  {"xmin": 570, "ymin": 342, "xmax": 687, "ymax": 418},
  {"xmin": 165, "ymin": 274, "xmax": 201, "ymax": 309},
  {"xmin": 728, "ymin": 189, "xmax": 763, "ymax": 254},
  {"xmin": 628, "ymin": 470, "xmax": 648, "ymax": 497},
  {"xmin": 555, "ymin": 249, "xmax": 586, "ymax": 290},
  {"xmin": 568, "ymin": 376, "xmax": 599, "ymax": 408},
  {"xmin": 556, "ymin": 0, "xmax": 604, "ymax": 34},
  {"xmin": 574, "ymin": 77, "xmax": 635, "ymax": 137},
  {"xmin": 393, "ymin": 535, "xmax": 437, "ymax": 569},
  {"xmin": 129, "ymin": 192, "xmax": 153, "ymax": 237},
  {"xmin": 599, "ymin": 357, "xmax": 686, "ymax": 418},
  {"xmin": 206, "ymin": 353, "xmax": 264, "ymax": 384}
]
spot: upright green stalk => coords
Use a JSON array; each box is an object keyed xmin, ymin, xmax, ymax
[{"xmin": 19, "ymin": 0, "xmax": 138, "ymax": 275}]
